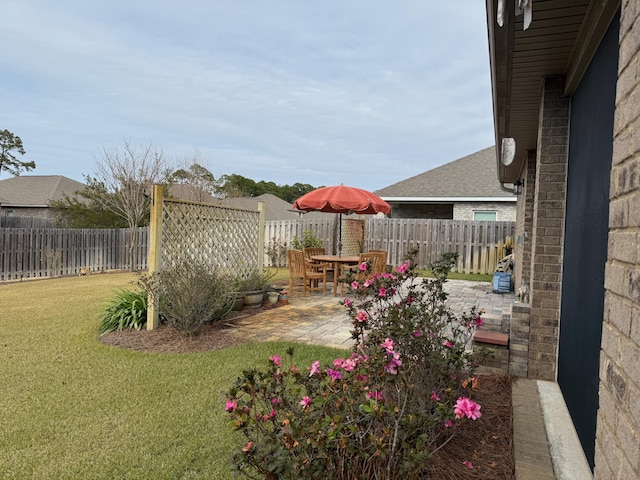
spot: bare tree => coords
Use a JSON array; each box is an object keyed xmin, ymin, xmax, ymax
[{"xmin": 93, "ymin": 139, "xmax": 167, "ymax": 270}]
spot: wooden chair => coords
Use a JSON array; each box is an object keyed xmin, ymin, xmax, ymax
[
  {"xmin": 367, "ymin": 249, "xmax": 389, "ymax": 269},
  {"xmin": 302, "ymin": 247, "xmax": 326, "ymax": 269},
  {"xmin": 288, "ymin": 249, "xmax": 329, "ymax": 297},
  {"xmin": 339, "ymin": 251, "xmax": 387, "ymax": 295}
]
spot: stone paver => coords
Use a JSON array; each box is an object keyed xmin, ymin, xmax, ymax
[{"xmin": 228, "ymin": 279, "xmax": 515, "ymax": 349}]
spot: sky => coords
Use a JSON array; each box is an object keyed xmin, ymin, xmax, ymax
[{"xmin": 1, "ymin": 1, "xmax": 495, "ymax": 192}]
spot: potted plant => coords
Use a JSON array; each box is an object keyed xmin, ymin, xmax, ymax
[{"xmin": 237, "ymin": 269, "xmax": 276, "ymax": 309}]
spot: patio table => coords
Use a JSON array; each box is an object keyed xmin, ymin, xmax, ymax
[{"xmin": 311, "ymin": 254, "xmax": 360, "ymax": 296}]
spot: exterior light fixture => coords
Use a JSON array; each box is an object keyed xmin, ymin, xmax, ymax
[{"xmin": 513, "ymin": 179, "xmax": 524, "ymax": 195}]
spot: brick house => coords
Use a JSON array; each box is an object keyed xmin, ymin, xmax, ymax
[
  {"xmin": 485, "ymin": 0, "xmax": 638, "ymax": 477},
  {"xmin": 0, "ymin": 175, "xmax": 86, "ymax": 220},
  {"xmin": 375, "ymin": 146, "xmax": 517, "ymax": 220}
]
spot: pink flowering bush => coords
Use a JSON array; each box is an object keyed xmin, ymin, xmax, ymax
[{"xmin": 224, "ymin": 250, "xmax": 488, "ymax": 479}]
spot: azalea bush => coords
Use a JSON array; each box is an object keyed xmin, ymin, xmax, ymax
[{"xmin": 224, "ymin": 250, "xmax": 488, "ymax": 479}]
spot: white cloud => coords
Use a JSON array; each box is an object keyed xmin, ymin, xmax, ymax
[{"xmin": 0, "ymin": 0, "xmax": 494, "ymax": 190}]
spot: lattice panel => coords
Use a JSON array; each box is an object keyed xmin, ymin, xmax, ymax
[{"xmin": 161, "ymin": 200, "xmax": 260, "ymax": 278}]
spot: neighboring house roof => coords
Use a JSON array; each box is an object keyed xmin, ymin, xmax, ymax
[
  {"xmin": 375, "ymin": 146, "xmax": 514, "ymax": 202},
  {"xmin": 167, "ymin": 184, "xmax": 218, "ymax": 204},
  {"xmin": 217, "ymin": 193, "xmax": 304, "ymax": 221},
  {"xmin": 0, "ymin": 175, "xmax": 86, "ymax": 207}
]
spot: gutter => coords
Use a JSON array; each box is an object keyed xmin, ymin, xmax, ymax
[{"xmin": 381, "ymin": 196, "xmax": 516, "ymax": 203}]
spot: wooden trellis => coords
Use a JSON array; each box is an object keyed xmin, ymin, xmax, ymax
[{"xmin": 147, "ymin": 185, "xmax": 264, "ymax": 329}]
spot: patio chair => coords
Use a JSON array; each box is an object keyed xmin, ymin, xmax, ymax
[
  {"xmin": 302, "ymin": 247, "xmax": 326, "ymax": 270},
  {"xmin": 288, "ymin": 249, "xmax": 330, "ymax": 297},
  {"xmin": 339, "ymin": 251, "xmax": 387, "ymax": 295}
]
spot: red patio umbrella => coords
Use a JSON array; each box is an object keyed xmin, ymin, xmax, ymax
[{"xmin": 292, "ymin": 184, "xmax": 391, "ymax": 254}]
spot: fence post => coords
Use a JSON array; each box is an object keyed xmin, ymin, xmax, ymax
[
  {"xmin": 257, "ymin": 202, "xmax": 265, "ymax": 270},
  {"xmin": 147, "ymin": 184, "xmax": 163, "ymax": 331}
]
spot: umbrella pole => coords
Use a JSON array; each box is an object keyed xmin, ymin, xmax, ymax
[{"xmin": 338, "ymin": 213, "xmax": 342, "ymax": 256}]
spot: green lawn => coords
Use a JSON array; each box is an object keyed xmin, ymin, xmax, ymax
[{"xmin": 0, "ymin": 274, "xmax": 346, "ymax": 479}]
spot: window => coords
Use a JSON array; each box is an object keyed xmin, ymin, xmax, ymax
[
  {"xmin": 5, "ymin": 211, "xmax": 14, "ymax": 217},
  {"xmin": 473, "ymin": 211, "xmax": 497, "ymax": 221}
]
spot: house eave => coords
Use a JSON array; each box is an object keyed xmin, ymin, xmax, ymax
[
  {"xmin": 486, "ymin": 0, "xmax": 618, "ymax": 184},
  {"xmin": 381, "ymin": 197, "xmax": 516, "ymax": 203}
]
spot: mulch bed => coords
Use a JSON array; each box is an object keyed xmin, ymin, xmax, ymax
[
  {"xmin": 99, "ymin": 303, "xmax": 515, "ymax": 480},
  {"xmin": 99, "ymin": 302, "xmax": 282, "ymax": 353},
  {"xmin": 423, "ymin": 374, "xmax": 515, "ymax": 479}
]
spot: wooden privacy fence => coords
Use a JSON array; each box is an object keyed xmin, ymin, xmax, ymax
[
  {"xmin": 1, "ymin": 218, "xmax": 515, "ymax": 281},
  {"xmin": 0, "ymin": 227, "xmax": 148, "ymax": 281},
  {"xmin": 365, "ymin": 218, "xmax": 515, "ymax": 274},
  {"xmin": 265, "ymin": 218, "xmax": 515, "ymax": 274}
]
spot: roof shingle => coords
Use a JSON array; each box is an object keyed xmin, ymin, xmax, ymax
[{"xmin": 375, "ymin": 146, "xmax": 512, "ymax": 198}]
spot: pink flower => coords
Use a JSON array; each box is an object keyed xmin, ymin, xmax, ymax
[
  {"xmin": 474, "ymin": 316, "xmax": 484, "ymax": 328},
  {"xmin": 396, "ymin": 261, "xmax": 409, "ymax": 274},
  {"xmin": 269, "ymin": 355, "xmax": 281, "ymax": 367},
  {"xmin": 411, "ymin": 330, "xmax": 422, "ymax": 337},
  {"xmin": 299, "ymin": 396, "xmax": 312, "ymax": 408},
  {"xmin": 355, "ymin": 310, "xmax": 369, "ymax": 323},
  {"xmin": 431, "ymin": 391, "xmax": 440, "ymax": 401},
  {"xmin": 385, "ymin": 353, "xmax": 402, "ymax": 375},
  {"xmin": 225, "ymin": 399, "xmax": 237, "ymax": 412},
  {"xmin": 359, "ymin": 262, "xmax": 368, "ymax": 271},
  {"xmin": 444, "ymin": 420, "xmax": 453, "ymax": 428},
  {"xmin": 269, "ymin": 409, "xmax": 276, "ymax": 418},
  {"xmin": 327, "ymin": 368, "xmax": 342, "ymax": 381},
  {"xmin": 242, "ymin": 441, "xmax": 253, "ymax": 452},
  {"xmin": 443, "ymin": 340, "xmax": 453, "ymax": 348},
  {"xmin": 344, "ymin": 298, "xmax": 352, "ymax": 307},
  {"xmin": 381, "ymin": 338, "xmax": 395, "ymax": 352},
  {"xmin": 378, "ymin": 287, "xmax": 387, "ymax": 297},
  {"xmin": 454, "ymin": 397, "xmax": 482, "ymax": 420},
  {"xmin": 355, "ymin": 374, "xmax": 368, "ymax": 382},
  {"xmin": 366, "ymin": 390, "xmax": 383, "ymax": 400},
  {"xmin": 338, "ymin": 358, "xmax": 357, "ymax": 372},
  {"xmin": 462, "ymin": 461, "xmax": 474, "ymax": 469},
  {"xmin": 309, "ymin": 360, "xmax": 320, "ymax": 376},
  {"xmin": 363, "ymin": 279, "xmax": 372, "ymax": 287},
  {"xmin": 351, "ymin": 281, "xmax": 359, "ymax": 290}
]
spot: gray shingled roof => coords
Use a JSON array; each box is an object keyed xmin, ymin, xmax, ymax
[
  {"xmin": 0, "ymin": 175, "xmax": 87, "ymax": 207},
  {"xmin": 375, "ymin": 146, "xmax": 512, "ymax": 198},
  {"xmin": 167, "ymin": 184, "xmax": 218, "ymax": 204},
  {"xmin": 217, "ymin": 194, "xmax": 303, "ymax": 221}
]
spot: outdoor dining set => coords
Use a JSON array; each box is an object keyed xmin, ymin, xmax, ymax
[
  {"xmin": 287, "ymin": 248, "xmax": 388, "ymax": 297},
  {"xmin": 288, "ymin": 183, "xmax": 393, "ymax": 297}
]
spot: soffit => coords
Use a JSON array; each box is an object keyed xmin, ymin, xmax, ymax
[{"xmin": 487, "ymin": 0, "xmax": 617, "ymax": 183}]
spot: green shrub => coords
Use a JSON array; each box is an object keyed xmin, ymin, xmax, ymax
[
  {"xmin": 99, "ymin": 288, "xmax": 147, "ymax": 334},
  {"xmin": 234, "ymin": 268, "xmax": 276, "ymax": 292},
  {"xmin": 224, "ymin": 251, "xmax": 488, "ymax": 479},
  {"xmin": 139, "ymin": 261, "xmax": 234, "ymax": 337},
  {"xmin": 291, "ymin": 229, "xmax": 322, "ymax": 249}
]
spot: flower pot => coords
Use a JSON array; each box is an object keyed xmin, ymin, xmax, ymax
[
  {"xmin": 267, "ymin": 291, "xmax": 280, "ymax": 304},
  {"xmin": 244, "ymin": 290, "xmax": 265, "ymax": 309},
  {"xmin": 279, "ymin": 291, "xmax": 289, "ymax": 305}
]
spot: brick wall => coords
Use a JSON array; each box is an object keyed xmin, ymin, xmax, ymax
[
  {"xmin": 514, "ymin": 151, "xmax": 537, "ymax": 294},
  {"xmin": 452, "ymin": 202, "xmax": 516, "ymax": 221},
  {"xmin": 528, "ymin": 76, "xmax": 570, "ymax": 381},
  {"xmin": 594, "ymin": 3, "xmax": 640, "ymax": 478}
]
